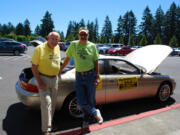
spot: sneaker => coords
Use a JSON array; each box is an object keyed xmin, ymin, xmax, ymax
[
  {"xmin": 94, "ymin": 109, "xmax": 103, "ymax": 124},
  {"xmin": 82, "ymin": 121, "xmax": 89, "ymax": 129}
]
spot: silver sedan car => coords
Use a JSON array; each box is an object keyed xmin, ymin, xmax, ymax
[{"xmin": 16, "ymin": 45, "xmax": 176, "ymax": 118}]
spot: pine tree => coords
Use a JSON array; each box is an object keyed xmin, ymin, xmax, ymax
[
  {"xmin": 101, "ymin": 16, "xmax": 112, "ymax": 43},
  {"xmin": 60, "ymin": 31, "xmax": 65, "ymax": 42},
  {"xmin": 154, "ymin": 6, "xmax": 164, "ymax": 43},
  {"xmin": 139, "ymin": 6, "xmax": 154, "ymax": 44},
  {"xmin": 40, "ymin": 11, "xmax": 54, "ymax": 37},
  {"xmin": 94, "ymin": 18, "xmax": 99, "ymax": 43},
  {"xmin": 122, "ymin": 11, "xmax": 137, "ymax": 45},
  {"xmin": 138, "ymin": 35, "xmax": 148, "ymax": 46},
  {"xmin": 15, "ymin": 23, "xmax": 24, "ymax": 35},
  {"xmin": 115, "ymin": 15, "xmax": 124, "ymax": 43},
  {"xmin": 24, "ymin": 19, "xmax": 31, "ymax": 36},
  {"xmin": 164, "ymin": 2, "xmax": 177, "ymax": 44},
  {"xmin": 153, "ymin": 33, "xmax": 162, "ymax": 44},
  {"xmin": 169, "ymin": 35, "xmax": 178, "ymax": 47}
]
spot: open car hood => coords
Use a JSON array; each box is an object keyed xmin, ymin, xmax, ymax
[{"xmin": 125, "ymin": 45, "xmax": 172, "ymax": 74}]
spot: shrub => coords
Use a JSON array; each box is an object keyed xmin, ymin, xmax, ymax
[
  {"xmin": 27, "ymin": 35, "xmax": 36, "ymax": 41},
  {"xmin": 4, "ymin": 34, "xmax": 17, "ymax": 40},
  {"xmin": 16, "ymin": 35, "xmax": 27, "ymax": 41}
]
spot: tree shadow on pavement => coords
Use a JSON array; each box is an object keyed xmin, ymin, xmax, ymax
[{"xmin": 2, "ymin": 97, "xmax": 176, "ymax": 135}]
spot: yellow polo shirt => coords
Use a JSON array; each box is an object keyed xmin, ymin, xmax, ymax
[{"xmin": 31, "ymin": 42, "xmax": 61, "ymax": 76}]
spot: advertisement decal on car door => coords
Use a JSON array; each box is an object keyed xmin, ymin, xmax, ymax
[{"xmin": 118, "ymin": 77, "xmax": 138, "ymax": 91}]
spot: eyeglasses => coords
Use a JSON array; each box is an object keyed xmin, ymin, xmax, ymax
[{"xmin": 79, "ymin": 33, "xmax": 88, "ymax": 37}]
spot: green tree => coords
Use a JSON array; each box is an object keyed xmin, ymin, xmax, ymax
[
  {"xmin": 153, "ymin": 34, "xmax": 162, "ymax": 44},
  {"xmin": 169, "ymin": 35, "xmax": 178, "ymax": 47},
  {"xmin": 115, "ymin": 15, "xmax": 124, "ymax": 43},
  {"xmin": 129, "ymin": 35, "xmax": 135, "ymax": 45},
  {"xmin": 123, "ymin": 11, "xmax": 137, "ymax": 45},
  {"xmin": 66, "ymin": 21, "xmax": 74, "ymax": 39},
  {"xmin": 34, "ymin": 25, "xmax": 41, "ymax": 35},
  {"xmin": 118, "ymin": 36, "xmax": 124, "ymax": 44},
  {"xmin": 24, "ymin": 19, "xmax": 31, "ymax": 36},
  {"xmin": 139, "ymin": 6, "xmax": 154, "ymax": 44},
  {"xmin": 79, "ymin": 19, "xmax": 85, "ymax": 27},
  {"xmin": 175, "ymin": 6, "xmax": 180, "ymax": 46},
  {"xmin": 7, "ymin": 22, "xmax": 15, "ymax": 34},
  {"xmin": 164, "ymin": 2, "xmax": 177, "ymax": 44},
  {"xmin": 94, "ymin": 18, "xmax": 99, "ymax": 42},
  {"xmin": 87, "ymin": 21, "xmax": 95, "ymax": 42},
  {"xmin": 40, "ymin": 11, "xmax": 54, "ymax": 37},
  {"xmin": 154, "ymin": 6, "xmax": 165, "ymax": 42},
  {"xmin": 15, "ymin": 23, "xmax": 24, "ymax": 35},
  {"xmin": 60, "ymin": 31, "xmax": 65, "ymax": 42},
  {"xmin": 1, "ymin": 24, "xmax": 8, "ymax": 36},
  {"xmin": 138, "ymin": 35, "xmax": 148, "ymax": 46},
  {"xmin": 101, "ymin": 16, "xmax": 112, "ymax": 43}
]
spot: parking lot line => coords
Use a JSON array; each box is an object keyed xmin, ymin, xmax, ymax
[{"xmin": 55, "ymin": 104, "xmax": 180, "ymax": 135}]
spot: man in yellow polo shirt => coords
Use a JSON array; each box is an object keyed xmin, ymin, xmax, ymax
[{"xmin": 31, "ymin": 32, "xmax": 60, "ymax": 135}]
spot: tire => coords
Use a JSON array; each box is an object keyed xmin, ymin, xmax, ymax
[
  {"xmin": 64, "ymin": 93, "xmax": 84, "ymax": 118},
  {"xmin": 157, "ymin": 83, "xmax": 171, "ymax": 102},
  {"xmin": 14, "ymin": 50, "xmax": 20, "ymax": 56}
]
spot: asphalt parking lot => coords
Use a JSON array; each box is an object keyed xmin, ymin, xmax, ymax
[{"xmin": 0, "ymin": 46, "xmax": 180, "ymax": 135}]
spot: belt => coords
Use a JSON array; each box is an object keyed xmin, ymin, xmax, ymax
[
  {"xmin": 39, "ymin": 73, "xmax": 57, "ymax": 78},
  {"xmin": 76, "ymin": 69, "xmax": 94, "ymax": 75}
]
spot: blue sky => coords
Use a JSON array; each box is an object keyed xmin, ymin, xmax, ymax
[{"xmin": 0, "ymin": 0, "xmax": 179, "ymax": 35}]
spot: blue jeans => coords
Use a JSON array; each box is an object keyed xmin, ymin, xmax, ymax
[{"xmin": 75, "ymin": 70, "xmax": 97, "ymax": 121}]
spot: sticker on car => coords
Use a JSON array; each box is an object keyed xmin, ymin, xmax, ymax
[{"xmin": 118, "ymin": 77, "xmax": 138, "ymax": 91}]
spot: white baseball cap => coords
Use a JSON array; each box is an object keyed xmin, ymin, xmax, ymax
[{"xmin": 79, "ymin": 27, "xmax": 89, "ymax": 34}]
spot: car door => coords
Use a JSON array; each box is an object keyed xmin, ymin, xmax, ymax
[
  {"xmin": 0, "ymin": 42, "xmax": 6, "ymax": 53},
  {"xmin": 105, "ymin": 59, "xmax": 146, "ymax": 103}
]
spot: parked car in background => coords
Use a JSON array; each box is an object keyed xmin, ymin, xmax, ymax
[
  {"xmin": 108, "ymin": 46, "xmax": 134, "ymax": 56},
  {"xmin": 131, "ymin": 46, "xmax": 141, "ymax": 50},
  {"xmin": 29, "ymin": 36, "xmax": 46, "ymax": 47},
  {"xmin": 61, "ymin": 42, "xmax": 71, "ymax": 51},
  {"xmin": 108, "ymin": 46, "xmax": 122, "ymax": 55},
  {"xmin": 97, "ymin": 44, "xmax": 111, "ymax": 54},
  {"xmin": 0, "ymin": 38, "xmax": 16, "ymax": 42},
  {"xmin": 116, "ymin": 46, "xmax": 134, "ymax": 55},
  {"xmin": 58, "ymin": 42, "xmax": 64, "ymax": 50},
  {"xmin": 15, "ymin": 45, "xmax": 175, "ymax": 118},
  {"xmin": 0, "ymin": 41, "xmax": 27, "ymax": 55}
]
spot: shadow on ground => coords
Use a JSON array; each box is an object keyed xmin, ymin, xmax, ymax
[{"xmin": 2, "ymin": 97, "xmax": 175, "ymax": 135}]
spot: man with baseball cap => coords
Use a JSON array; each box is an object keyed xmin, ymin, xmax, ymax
[{"xmin": 59, "ymin": 27, "xmax": 103, "ymax": 128}]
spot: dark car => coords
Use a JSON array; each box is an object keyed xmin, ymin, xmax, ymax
[
  {"xmin": 0, "ymin": 41, "xmax": 27, "ymax": 55},
  {"xmin": 61, "ymin": 42, "xmax": 71, "ymax": 51},
  {"xmin": 0, "ymin": 38, "xmax": 16, "ymax": 42}
]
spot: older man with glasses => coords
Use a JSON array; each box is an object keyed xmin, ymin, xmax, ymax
[{"xmin": 59, "ymin": 27, "xmax": 103, "ymax": 129}]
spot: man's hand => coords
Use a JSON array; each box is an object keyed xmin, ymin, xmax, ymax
[
  {"xmin": 38, "ymin": 81, "xmax": 47, "ymax": 90},
  {"xmin": 95, "ymin": 75, "xmax": 100, "ymax": 86}
]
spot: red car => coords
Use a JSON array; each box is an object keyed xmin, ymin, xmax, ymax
[{"xmin": 108, "ymin": 46, "xmax": 134, "ymax": 56}]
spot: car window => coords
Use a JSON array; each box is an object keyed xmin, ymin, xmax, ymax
[
  {"xmin": 106, "ymin": 59, "xmax": 139, "ymax": 75},
  {"xmin": 98, "ymin": 60, "xmax": 105, "ymax": 74}
]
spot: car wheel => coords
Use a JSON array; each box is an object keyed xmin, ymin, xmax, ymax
[
  {"xmin": 157, "ymin": 83, "xmax": 171, "ymax": 102},
  {"xmin": 14, "ymin": 50, "xmax": 20, "ymax": 56},
  {"xmin": 64, "ymin": 93, "xmax": 84, "ymax": 118}
]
